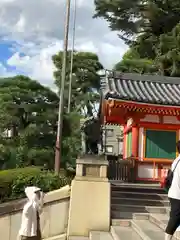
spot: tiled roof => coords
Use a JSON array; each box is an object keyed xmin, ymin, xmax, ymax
[{"xmin": 102, "ymin": 71, "xmax": 180, "ymax": 106}]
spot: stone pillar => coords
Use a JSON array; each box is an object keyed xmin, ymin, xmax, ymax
[{"xmin": 67, "ymin": 155, "xmax": 110, "ymax": 237}]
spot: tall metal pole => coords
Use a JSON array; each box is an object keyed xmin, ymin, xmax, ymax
[
  {"xmin": 55, "ymin": 0, "xmax": 71, "ymax": 174},
  {"xmin": 67, "ymin": 0, "xmax": 77, "ymax": 113}
]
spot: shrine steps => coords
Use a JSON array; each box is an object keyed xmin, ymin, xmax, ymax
[
  {"xmin": 111, "ymin": 213, "xmax": 180, "ymax": 240},
  {"xmin": 111, "ymin": 183, "xmax": 169, "ymax": 219},
  {"xmin": 69, "ymin": 213, "xmax": 180, "ymax": 240},
  {"xmin": 108, "ymin": 183, "xmax": 173, "ymax": 239},
  {"xmin": 69, "ymin": 184, "xmax": 174, "ymax": 240}
]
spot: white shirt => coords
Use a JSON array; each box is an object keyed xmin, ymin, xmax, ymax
[{"xmin": 168, "ymin": 155, "xmax": 180, "ymax": 200}]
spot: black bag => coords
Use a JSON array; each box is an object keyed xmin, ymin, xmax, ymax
[{"xmin": 164, "ymin": 160, "xmax": 180, "ymax": 191}]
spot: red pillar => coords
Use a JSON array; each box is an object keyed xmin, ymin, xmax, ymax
[{"xmin": 132, "ymin": 126, "xmax": 139, "ymax": 158}]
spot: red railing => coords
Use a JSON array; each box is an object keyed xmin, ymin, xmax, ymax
[{"xmin": 107, "ymin": 157, "xmax": 171, "ymax": 182}]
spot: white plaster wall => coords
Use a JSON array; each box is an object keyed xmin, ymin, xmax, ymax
[
  {"xmin": 163, "ymin": 116, "xmax": 180, "ymax": 124},
  {"xmin": 0, "ymin": 186, "xmax": 70, "ymax": 240},
  {"xmin": 138, "ymin": 164, "xmax": 158, "ymax": 179},
  {"xmin": 140, "ymin": 114, "xmax": 159, "ymax": 123}
]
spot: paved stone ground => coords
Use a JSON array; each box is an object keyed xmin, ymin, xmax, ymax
[{"xmin": 68, "ymin": 213, "xmax": 180, "ymax": 240}]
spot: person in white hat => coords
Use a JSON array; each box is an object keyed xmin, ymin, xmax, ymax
[{"xmin": 18, "ymin": 186, "xmax": 44, "ymax": 240}]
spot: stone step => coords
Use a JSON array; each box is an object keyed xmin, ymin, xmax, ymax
[
  {"xmin": 111, "ymin": 216, "xmax": 180, "ymax": 239},
  {"xmin": 133, "ymin": 212, "xmax": 151, "ymax": 220},
  {"xmin": 69, "ymin": 216, "xmax": 180, "ymax": 240},
  {"xmin": 112, "ymin": 209, "xmax": 149, "ymax": 219},
  {"xmin": 131, "ymin": 219, "xmax": 165, "ymax": 240},
  {"xmin": 111, "ymin": 182, "xmax": 160, "ymax": 188},
  {"xmin": 111, "ymin": 204, "xmax": 148, "ymax": 219},
  {"xmin": 46, "ymin": 234, "xmax": 66, "ymax": 240},
  {"xmin": 111, "ymin": 197, "xmax": 169, "ymax": 207},
  {"xmin": 149, "ymin": 213, "xmax": 168, "ymax": 230},
  {"xmin": 111, "ymin": 185, "xmax": 165, "ymax": 194},
  {"xmin": 89, "ymin": 231, "xmax": 113, "ymax": 240},
  {"xmin": 112, "ymin": 211, "xmax": 137, "ymax": 219},
  {"xmin": 111, "ymin": 226, "xmax": 142, "ymax": 240},
  {"xmin": 111, "ymin": 219, "xmax": 131, "ymax": 227},
  {"xmin": 111, "ymin": 204, "xmax": 167, "ymax": 213},
  {"xmin": 131, "ymin": 218, "xmax": 180, "ymax": 240},
  {"xmin": 111, "ymin": 191, "xmax": 168, "ymax": 201},
  {"xmin": 111, "ymin": 204, "xmax": 168, "ymax": 219},
  {"xmin": 149, "ymin": 213, "xmax": 180, "ymax": 239},
  {"xmin": 69, "ymin": 237, "xmax": 89, "ymax": 240}
]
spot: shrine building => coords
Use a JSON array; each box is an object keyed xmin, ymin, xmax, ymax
[{"xmin": 100, "ymin": 70, "xmax": 180, "ymax": 182}]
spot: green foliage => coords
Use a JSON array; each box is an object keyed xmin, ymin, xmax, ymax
[
  {"xmin": 99, "ymin": 0, "xmax": 180, "ymax": 77},
  {"xmin": 0, "ymin": 167, "xmax": 41, "ymax": 202},
  {"xmin": 156, "ymin": 23, "xmax": 180, "ymax": 77},
  {"xmin": 61, "ymin": 112, "xmax": 82, "ymax": 169},
  {"xmin": 0, "ymin": 75, "xmax": 82, "ymax": 170},
  {"xmin": 114, "ymin": 49, "xmax": 158, "ymax": 74},
  {"xmin": 0, "ymin": 167, "xmax": 71, "ymax": 203},
  {"xmin": 0, "ymin": 76, "xmax": 59, "ymax": 169},
  {"xmin": 117, "ymin": 23, "xmax": 180, "ymax": 77},
  {"xmin": 94, "ymin": 0, "xmax": 180, "ymax": 44},
  {"xmin": 133, "ymin": 33, "xmax": 159, "ymax": 60},
  {"xmin": 61, "ymin": 112, "xmax": 81, "ymax": 168},
  {"xmin": 52, "ymin": 51, "xmax": 103, "ymax": 117},
  {"xmin": 51, "ymin": 50, "xmax": 104, "ymax": 167}
]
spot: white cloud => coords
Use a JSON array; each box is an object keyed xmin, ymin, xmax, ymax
[
  {"xmin": 0, "ymin": 62, "xmax": 15, "ymax": 77},
  {"xmin": 0, "ymin": 0, "xmax": 128, "ymax": 86},
  {"xmin": 0, "ymin": 62, "xmax": 10, "ymax": 75},
  {"xmin": 7, "ymin": 41, "xmax": 63, "ymax": 87},
  {"xmin": 77, "ymin": 41, "xmax": 99, "ymax": 53},
  {"xmin": 15, "ymin": 14, "xmax": 26, "ymax": 32}
]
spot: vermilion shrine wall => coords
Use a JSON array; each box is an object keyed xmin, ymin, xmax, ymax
[{"xmin": 124, "ymin": 114, "xmax": 180, "ymax": 181}]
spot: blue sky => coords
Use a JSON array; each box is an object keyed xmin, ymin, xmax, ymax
[
  {"xmin": 0, "ymin": 41, "xmax": 13, "ymax": 62},
  {"xmin": 0, "ymin": 0, "xmax": 127, "ymax": 88},
  {"xmin": 0, "ymin": 40, "xmax": 18, "ymax": 72}
]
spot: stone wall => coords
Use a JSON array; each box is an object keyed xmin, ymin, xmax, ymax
[{"xmin": 0, "ymin": 185, "xmax": 70, "ymax": 240}]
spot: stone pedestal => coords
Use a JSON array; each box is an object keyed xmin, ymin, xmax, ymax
[{"xmin": 67, "ymin": 155, "xmax": 110, "ymax": 237}]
